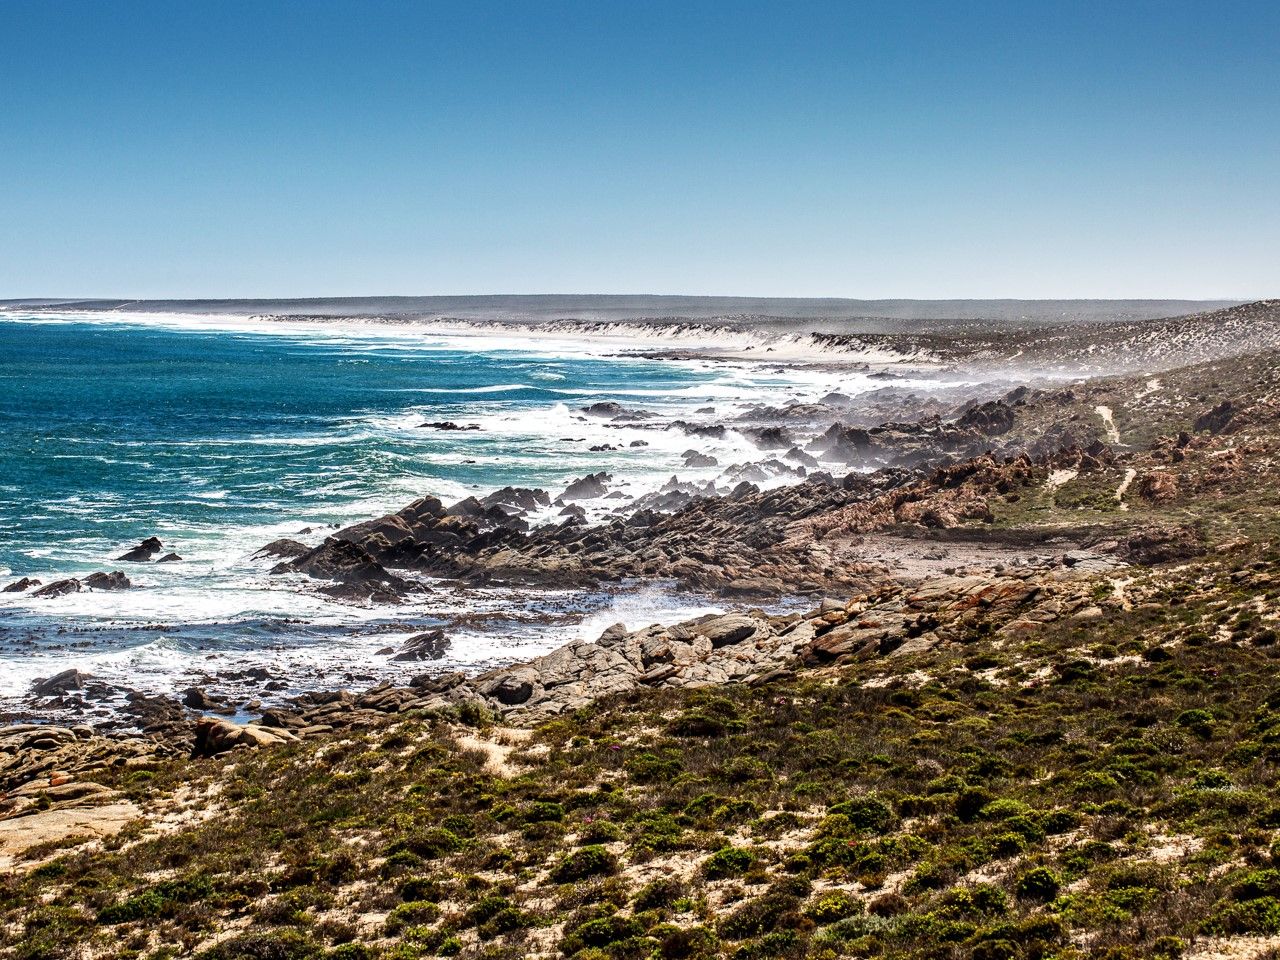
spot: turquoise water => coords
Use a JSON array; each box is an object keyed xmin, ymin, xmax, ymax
[
  {"xmin": 0, "ymin": 316, "xmax": 728, "ymax": 569},
  {"xmin": 0, "ymin": 313, "xmax": 815, "ymax": 704}
]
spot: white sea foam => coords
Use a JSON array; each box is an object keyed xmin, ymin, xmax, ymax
[{"xmin": 0, "ymin": 307, "xmax": 966, "ymax": 710}]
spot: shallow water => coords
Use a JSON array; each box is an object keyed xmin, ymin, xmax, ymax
[{"xmin": 0, "ymin": 312, "xmax": 920, "ymax": 707}]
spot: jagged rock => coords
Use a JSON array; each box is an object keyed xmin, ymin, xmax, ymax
[
  {"xmin": 192, "ymin": 717, "xmax": 297, "ymax": 756},
  {"xmin": 418, "ymin": 421, "xmax": 479, "ymax": 430},
  {"xmin": 447, "ymin": 496, "xmax": 530, "ymax": 531},
  {"xmin": 669, "ymin": 421, "xmax": 727, "ymax": 439},
  {"xmin": 83, "ymin": 571, "xmax": 131, "ymax": 591},
  {"xmin": 183, "ymin": 687, "xmax": 232, "ymax": 713},
  {"xmin": 271, "ymin": 538, "xmax": 416, "ymax": 602},
  {"xmin": 2, "ymin": 577, "xmax": 40, "ymax": 593},
  {"xmin": 1195, "ymin": 400, "xmax": 1235, "ymax": 434},
  {"xmin": 1138, "ymin": 471, "xmax": 1179, "ymax": 504},
  {"xmin": 252, "ymin": 539, "xmax": 310, "ymax": 560},
  {"xmin": 116, "ymin": 537, "xmax": 163, "ymax": 562},
  {"xmin": 957, "ymin": 400, "xmax": 1016, "ymax": 435},
  {"xmin": 31, "ymin": 669, "xmax": 91, "ymax": 696},
  {"xmin": 746, "ymin": 426, "xmax": 794, "ymax": 449},
  {"xmin": 482, "ymin": 487, "xmax": 550, "ymax": 512},
  {"xmin": 33, "ymin": 578, "xmax": 82, "ymax": 598},
  {"xmin": 27, "ymin": 571, "xmax": 131, "ymax": 596},
  {"xmin": 559, "ymin": 472, "xmax": 611, "ymax": 501},
  {"xmin": 1113, "ymin": 525, "xmax": 1204, "ymax": 565},
  {"xmin": 682, "ymin": 450, "xmax": 718, "ymax": 468},
  {"xmin": 784, "ymin": 447, "xmax": 820, "ymax": 469},
  {"xmin": 391, "ymin": 629, "xmax": 450, "ymax": 662},
  {"xmin": 581, "ymin": 402, "xmax": 656, "ymax": 421}
]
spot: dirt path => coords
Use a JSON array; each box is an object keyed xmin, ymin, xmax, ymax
[
  {"xmin": 1095, "ymin": 405, "xmax": 1121, "ymax": 444},
  {"xmin": 1115, "ymin": 467, "xmax": 1137, "ymax": 510}
]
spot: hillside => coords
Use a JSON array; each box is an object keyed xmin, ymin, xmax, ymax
[{"xmin": 6, "ymin": 305, "xmax": 1280, "ymax": 960}]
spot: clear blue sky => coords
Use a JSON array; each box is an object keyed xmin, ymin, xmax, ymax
[{"xmin": 2, "ymin": 1, "xmax": 1277, "ymax": 299}]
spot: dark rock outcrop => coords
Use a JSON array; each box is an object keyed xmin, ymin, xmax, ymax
[
  {"xmin": 391, "ymin": 629, "xmax": 450, "ymax": 662},
  {"xmin": 116, "ymin": 537, "xmax": 163, "ymax": 562},
  {"xmin": 559, "ymin": 473, "xmax": 611, "ymax": 501},
  {"xmin": 271, "ymin": 538, "xmax": 417, "ymax": 602}
]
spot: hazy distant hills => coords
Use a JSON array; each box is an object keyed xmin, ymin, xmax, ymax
[{"xmin": 0, "ymin": 295, "xmax": 1244, "ymax": 333}]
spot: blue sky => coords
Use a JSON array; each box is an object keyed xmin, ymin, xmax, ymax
[{"xmin": 2, "ymin": 1, "xmax": 1277, "ymax": 299}]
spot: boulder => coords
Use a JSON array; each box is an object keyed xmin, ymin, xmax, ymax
[
  {"xmin": 682, "ymin": 450, "xmax": 719, "ymax": 468},
  {"xmin": 2, "ymin": 577, "xmax": 40, "ymax": 593},
  {"xmin": 252, "ymin": 539, "xmax": 311, "ymax": 560},
  {"xmin": 33, "ymin": 578, "xmax": 82, "ymax": 598},
  {"xmin": 696, "ymin": 614, "xmax": 761, "ymax": 648},
  {"xmin": 1195, "ymin": 400, "xmax": 1235, "ymax": 435},
  {"xmin": 116, "ymin": 537, "xmax": 163, "ymax": 562},
  {"xmin": 192, "ymin": 717, "xmax": 297, "ymax": 757},
  {"xmin": 559, "ymin": 472, "xmax": 612, "ymax": 501},
  {"xmin": 391, "ymin": 629, "xmax": 451, "ymax": 662},
  {"xmin": 83, "ymin": 571, "xmax": 131, "ymax": 591},
  {"xmin": 183, "ymin": 687, "xmax": 233, "ymax": 713},
  {"xmin": 1137, "ymin": 471, "xmax": 1179, "ymax": 504},
  {"xmin": 31, "ymin": 669, "xmax": 91, "ymax": 696},
  {"xmin": 271, "ymin": 538, "xmax": 416, "ymax": 601},
  {"xmin": 482, "ymin": 672, "xmax": 537, "ymax": 705}
]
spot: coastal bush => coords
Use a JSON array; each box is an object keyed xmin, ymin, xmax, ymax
[
  {"xmin": 384, "ymin": 900, "xmax": 441, "ymax": 934},
  {"xmin": 559, "ymin": 915, "xmax": 646, "ymax": 954},
  {"xmin": 195, "ymin": 929, "xmax": 322, "ymax": 960},
  {"xmin": 633, "ymin": 878, "xmax": 685, "ymax": 911},
  {"xmin": 717, "ymin": 893, "xmax": 802, "ymax": 940},
  {"xmin": 804, "ymin": 891, "xmax": 861, "ymax": 924},
  {"xmin": 98, "ymin": 873, "xmax": 215, "ymax": 924},
  {"xmin": 828, "ymin": 793, "xmax": 896, "ymax": 833},
  {"xmin": 702, "ymin": 846, "xmax": 755, "ymax": 879},
  {"xmin": 1015, "ymin": 867, "xmax": 1061, "ymax": 902},
  {"xmin": 550, "ymin": 845, "xmax": 617, "ymax": 883},
  {"xmin": 385, "ymin": 828, "xmax": 463, "ymax": 860}
]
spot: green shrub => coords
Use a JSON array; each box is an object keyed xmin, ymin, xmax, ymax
[
  {"xmin": 717, "ymin": 893, "xmax": 801, "ymax": 940},
  {"xmin": 1207, "ymin": 896, "xmax": 1280, "ymax": 935},
  {"xmin": 384, "ymin": 901, "xmax": 441, "ymax": 934},
  {"xmin": 386, "ymin": 828, "xmax": 463, "ymax": 860},
  {"xmin": 461, "ymin": 895, "xmax": 513, "ymax": 928},
  {"xmin": 804, "ymin": 891, "xmax": 861, "ymax": 924},
  {"xmin": 656, "ymin": 925, "xmax": 718, "ymax": 960},
  {"xmin": 98, "ymin": 874, "xmax": 215, "ymax": 924},
  {"xmin": 524, "ymin": 801, "xmax": 566, "ymax": 823},
  {"xmin": 702, "ymin": 846, "xmax": 755, "ymax": 880},
  {"xmin": 830, "ymin": 793, "xmax": 896, "ymax": 833},
  {"xmin": 625, "ymin": 753, "xmax": 684, "ymax": 783},
  {"xmin": 634, "ymin": 878, "xmax": 685, "ymax": 911},
  {"xmin": 1015, "ymin": 867, "xmax": 1060, "ymax": 902},
  {"xmin": 196, "ymin": 930, "xmax": 322, "ymax": 960},
  {"xmin": 550, "ymin": 845, "xmax": 617, "ymax": 883},
  {"xmin": 560, "ymin": 915, "xmax": 645, "ymax": 954}
]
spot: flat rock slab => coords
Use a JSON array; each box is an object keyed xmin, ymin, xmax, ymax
[{"xmin": 0, "ymin": 800, "xmax": 140, "ymax": 871}]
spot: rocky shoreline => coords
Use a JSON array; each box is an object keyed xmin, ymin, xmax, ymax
[{"xmin": 6, "ymin": 301, "xmax": 1280, "ymax": 958}]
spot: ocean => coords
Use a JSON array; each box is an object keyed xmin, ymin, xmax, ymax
[{"xmin": 0, "ymin": 311, "xmax": 911, "ymax": 712}]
